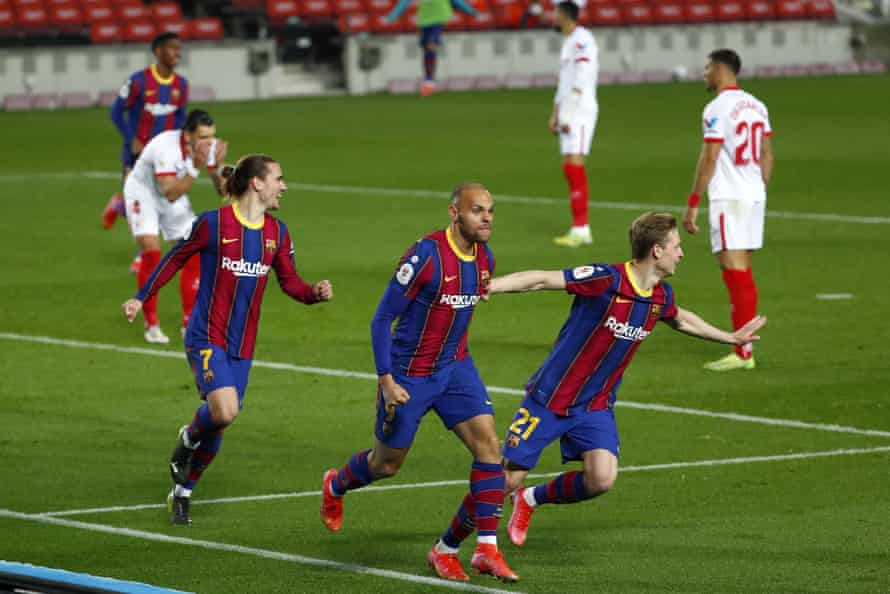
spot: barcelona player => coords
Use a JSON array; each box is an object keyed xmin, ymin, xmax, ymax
[
  {"xmin": 436, "ymin": 212, "xmax": 765, "ymax": 548},
  {"xmin": 103, "ymin": 32, "xmax": 188, "ymax": 273},
  {"xmin": 320, "ymin": 183, "xmax": 518, "ymax": 583},
  {"xmin": 123, "ymin": 155, "xmax": 333, "ymax": 525}
]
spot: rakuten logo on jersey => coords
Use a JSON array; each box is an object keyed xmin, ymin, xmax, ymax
[
  {"xmin": 144, "ymin": 103, "xmax": 178, "ymax": 116},
  {"xmin": 604, "ymin": 316, "xmax": 650, "ymax": 342},
  {"xmin": 439, "ymin": 294, "xmax": 480, "ymax": 310},
  {"xmin": 221, "ymin": 257, "xmax": 270, "ymax": 278}
]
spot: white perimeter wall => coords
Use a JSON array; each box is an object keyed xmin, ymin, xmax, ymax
[{"xmin": 345, "ymin": 21, "xmax": 854, "ymax": 94}]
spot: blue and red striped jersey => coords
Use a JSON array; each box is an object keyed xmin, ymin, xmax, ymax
[
  {"xmin": 386, "ymin": 228, "xmax": 494, "ymax": 377},
  {"xmin": 136, "ymin": 203, "xmax": 319, "ymax": 359},
  {"xmin": 111, "ymin": 65, "xmax": 188, "ymax": 147},
  {"xmin": 527, "ymin": 262, "xmax": 678, "ymax": 416}
]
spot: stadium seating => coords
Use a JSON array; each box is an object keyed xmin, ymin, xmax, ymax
[
  {"xmin": 266, "ymin": 0, "xmax": 300, "ymax": 25},
  {"xmin": 190, "ymin": 17, "xmax": 224, "ymax": 40}
]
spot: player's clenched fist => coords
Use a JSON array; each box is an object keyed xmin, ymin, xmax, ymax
[
  {"xmin": 379, "ymin": 374, "xmax": 410, "ymax": 407},
  {"xmin": 122, "ymin": 298, "xmax": 143, "ymax": 323},
  {"xmin": 683, "ymin": 206, "xmax": 699, "ymax": 234},
  {"xmin": 314, "ymin": 280, "xmax": 334, "ymax": 302}
]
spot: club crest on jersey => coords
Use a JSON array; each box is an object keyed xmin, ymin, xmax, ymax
[
  {"xmin": 221, "ymin": 256, "xmax": 270, "ymax": 278},
  {"xmin": 481, "ymin": 270, "xmax": 491, "ymax": 289},
  {"xmin": 604, "ymin": 316, "xmax": 651, "ymax": 342},
  {"xmin": 265, "ymin": 239, "xmax": 277, "ymax": 254},
  {"xmin": 396, "ymin": 263, "xmax": 414, "ymax": 286},
  {"xmin": 203, "ymin": 370, "xmax": 214, "ymax": 384},
  {"xmin": 506, "ymin": 434, "xmax": 520, "ymax": 449},
  {"xmin": 172, "ymin": 88, "xmax": 181, "ymax": 100},
  {"xmin": 651, "ymin": 304, "xmax": 663, "ymax": 319}
]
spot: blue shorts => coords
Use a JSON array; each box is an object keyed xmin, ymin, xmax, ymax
[
  {"xmin": 420, "ymin": 24, "xmax": 444, "ymax": 48},
  {"xmin": 375, "ymin": 358, "xmax": 494, "ymax": 449},
  {"xmin": 186, "ymin": 344, "xmax": 252, "ymax": 407},
  {"xmin": 502, "ymin": 395, "xmax": 620, "ymax": 470}
]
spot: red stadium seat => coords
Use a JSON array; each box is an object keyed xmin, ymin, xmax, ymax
[
  {"xmin": 0, "ymin": 6, "xmax": 15, "ymax": 30},
  {"xmin": 370, "ymin": 12, "xmax": 403, "ymax": 32},
  {"xmin": 157, "ymin": 18, "xmax": 189, "ymax": 37},
  {"xmin": 89, "ymin": 20, "xmax": 120, "ymax": 42},
  {"xmin": 12, "ymin": 0, "xmax": 42, "ymax": 7},
  {"xmin": 746, "ymin": 0, "xmax": 774, "ymax": 19},
  {"xmin": 622, "ymin": 2, "xmax": 652, "ymax": 25},
  {"xmin": 118, "ymin": 3, "xmax": 150, "ymax": 22},
  {"xmin": 300, "ymin": 0, "xmax": 332, "ymax": 19},
  {"xmin": 15, "ymin": 4, "xmax": 50, "ymax": 29},
  {"xmin": 151, "ymin": 1, "xmax": 182, "ymax": 21},
  {"xmin": 684, "ymin": 1, "xmax": 714, "ymax": 23},
  {"xmin": 493, "ymin": 3, "xmax": 523, "ymax": 28},
  {"xmin": 586, "ymin": 3, "xmax": 622, "ymax": 26},
  {"xmin": 716, "ymin": 1, "xmax": 745, "ymax": 21},
  {"xmin": 49, "ymin": 0, "xmax": 83, "ymax": 29},
  {"xmin": 652, "ymin": 2, "xmax": 684, "ymax": 24},
  {"xmin": 266, "ymin": 0, "xmax": 300, "ymax": 25},
  {"xmin": 332, "ymin": 0, "xmax": 364, "ymax": 14},
  {"xmin": 83, "ymin": 2, "xmax": 113, "ymax": 23},
  {"xmin": 338, "ymin": 12, "xmax": 371, "ymax": 32},
  {"xmin": 775, "ymin": 0, "xmax": 805, "ymax": 18},
  {"xmin": 190, "ymin": 16, "xmax": 224, "ymax": 40},
  {"xmin": 466, "ymin": 10, "xmax": 495, "ymax": 29},
  {"xmin": 365, "ymin": 0, "xmax": 394, "ymax": 14},
  {"xmin": 122, "ymin": 19, "xmax": 156, "ymax": 42},
  {"xmin": 806, "ymin": 0, "xmax": 835, "ymax": 19}
]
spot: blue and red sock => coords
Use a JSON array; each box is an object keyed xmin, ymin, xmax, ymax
[
  {"xmin": 423, "ymin": 49, "xmax": 437, "ymax": 82},
  {"xmin": 331, "ymin": 449, "xmax": 374, "ymax": 496},
  {"xmin": 186, "ymin": 403, "xmax": 221, "ymax": 445},
  {"xmin": 470, "ymin": 461, "xmax": 504, "ymax": 545},
  {"xmin": 532, "ymin": 470, "xmax": 590, "ymax": 505},
  {"xmin": 441, "ymin": 492, "xmax": 476, "ymax": 549},
  {"xmin": 183, "ymin": 431, "xmax": 223, "ymax": 490}
]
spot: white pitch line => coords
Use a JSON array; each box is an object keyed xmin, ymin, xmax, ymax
[
  {"xmin": 3, "ymin": 331, "xmax": 890, "ymax": 439},
  {"xmin": 39, "ymin": 446, "xmax": 890, "ymax": 518},
  {"xmin": 816, "ymin": 293, "xmax": 854, "ymax": 301},
  {"xmin": 10, "ymin": 171, "xmax": 890, "ymax": 225},
  {"xmin": 0, "ymin": 510, "xmax": 521, "ymax": 594}
]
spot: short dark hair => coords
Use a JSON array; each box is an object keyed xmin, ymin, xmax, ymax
[
  {"xmin": 450, "ymin": 181, "xmax": 488, "ymax": 206},
  {"xmin": 708, "ymin": 48, "xmax": 742, "ymax": 75},
  {"xmin": 151, "ymin": 32, "xmax": 180, "ymax": 53},
  {"xmin": 629, "ymin": 212, "xmax": 678, "ymax": 260},
  {"xmin": 221, "ymin": 155, "xmax": 279, "ymax": 198},
  {"xmin": 556, "ymin": 0, "xmax": 579, "ymax": 22},
  {"xmin": 183, "ymin": 109, "xmax": 214, "ymax": 132}
]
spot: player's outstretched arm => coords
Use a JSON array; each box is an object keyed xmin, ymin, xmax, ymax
[
  {"xmin": 489, "ymin": 270, "xmax": 566, "ymax": 294},
  {"xmin": 665, "ymin": 307, "xmax": 767, "ymax": 345}
]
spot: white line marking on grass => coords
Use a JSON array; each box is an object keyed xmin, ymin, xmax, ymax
[
  {"xmin": 39, "ymin": 446, "xmax": 890, "ymax": 518},
  {"xmin": 4, "ymin": 331, "xmax": 890, "ymax": 440},
  {"xmin": 816, "ymin": 293, "xmax": 854, "ymax": 300},
  {"xmin": 12, "ymin": 171, "xmax": 890, "ymax": 225},
  {"xmin": 0, "ymin": 510, "xmax": 521, "ymax": 594}
]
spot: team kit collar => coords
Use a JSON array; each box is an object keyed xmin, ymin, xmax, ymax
[{"xmin": 445, "ymin": 226, "xmax": 476, "ymax": 262}]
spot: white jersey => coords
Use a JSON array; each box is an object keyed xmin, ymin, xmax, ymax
[
  {"xmin": 555, "ymin": 26, "xmax": 598, "ymax": 118},
  {"xmin": 702, "ymin": 87, "xmax": 772, "ymax": 202},
  {"xmin": 126, "ymin": 129, "xmax": 215, "ymax": 202}
]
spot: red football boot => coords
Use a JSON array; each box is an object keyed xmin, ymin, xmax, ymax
[
  {"xmin": 508, "ymin": 488, "xmax": 536, "ymax": 546},
  {"xmin": 102, "ymin": 193, "xmax": 124, "ymax": 229},
  {"xmin": 320, "ymin": 469, "xmax": 343, "ymax": 532},
  {"xmin": 427, "ymin": 545, "xmax": 469, "ymax": 581},
  {"xmin": 470, "ymin": 543, "xmax": 519, "ymax": 583}
]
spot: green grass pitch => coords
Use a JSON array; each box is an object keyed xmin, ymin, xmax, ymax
[{"xmin": 1, "ymin": 74, "xmax": 889, "ymax": 593}]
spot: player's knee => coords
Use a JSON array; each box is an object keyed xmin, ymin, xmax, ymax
[
  {"xmin": 475, "ymin": 433, "xmax": 501, "ymax": 462},
  {"xmin": 369, "ymin": 456, "xmax": 403, "ymax": 479},
  {"xmin": 583, "ymin": 470, "xmax": 616, "ymax": 496},
  {"xmin": 211, "ymin": 406, "xmax": 239, "ymax": 427}
]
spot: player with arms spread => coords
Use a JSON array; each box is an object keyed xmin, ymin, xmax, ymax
[
  {"xmin": 123, "ymin": 155, "xmax": 333, "ymax": 525},
  {"xmin": 683, "ymin": 49, "xmax": 774, "ymax": 372},
  {"xmin": 442, "ymin": 213, "xmax": 766, "ymax": 548},
  {"xmin": 320, "ymin": 183, "xmax": 518, "ymax": 583}
]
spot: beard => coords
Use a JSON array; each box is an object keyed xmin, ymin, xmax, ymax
[{"xmin": 455, "ymin": 214, "xmax": 488, "ymax": 244}]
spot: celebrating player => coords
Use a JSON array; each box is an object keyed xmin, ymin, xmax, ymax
[
  {"xmin": 384, "ymin": 0, "xmax": 479, "ymax": 96},
  {"xmin": 124, "ymin": 109, "xmax": 227, "ymax": 344},
  {"xmin": 103, "ymin": 32, "xmax": 188, "ymax": 276},
  {"xmin": 550, "ymin": 0, "xmax": 598, "ymax": 248},
  {"xmin": 682, "ymin": 49, "xmax": 774, "ymax": 372},
  {"xmin": 320, "ymin": 183, "xmax": 518, "ymax": 583},
  {"xmin": 123, "ymin": 155, "xmax": 333, "ymax": 525},
  {"xmin": 437, "ymin": 212, "xmax": 765, "ymax": 548}
]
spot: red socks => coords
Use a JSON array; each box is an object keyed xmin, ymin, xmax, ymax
[
  {"xmin": 722, "ymin": 267, "xmax": 758, "ymax": 359},
  {"xmin": 138, "ymin": 249, "xmax": 161, "ymax": 328},
  {"xmin": 179, "ymin": 254, "xmax": 201, "ymax": 328},
  {"xmin": 562, "ymin": 162, "xmax": 589, "ymax": 228}
]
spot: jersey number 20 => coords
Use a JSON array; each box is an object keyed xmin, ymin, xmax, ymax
[{"xmin": 734, "ymin": 121, "xmax": 765, "ymax": 166}]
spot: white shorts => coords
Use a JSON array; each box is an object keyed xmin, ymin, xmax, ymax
[
  {"xmin": 124, "ymin": 186, "xmax": 196, "ymax": 241},
  {"xmin": 559, "ymin": 110, "xmax": 598, "ymax": 156},
  {"xmin": 709, "ymin": 199, "xmax": 765, "ymax": 254}
]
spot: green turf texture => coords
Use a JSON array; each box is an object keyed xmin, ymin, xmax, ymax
[{"xmin": 1, "ymin": 75, "xmax": 889, "ymax": 593}]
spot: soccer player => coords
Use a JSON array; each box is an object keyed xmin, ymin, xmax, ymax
[
  {"xmin": 320, "ymin": 183, "xmax": 518, "ymax": 583},
  {"xmin": 103, "ymin": 32, "xmax": 188, "ymax": 274},
  {"xmin": 550, "ymin": 0, "xmax": 598, "ymax": 248},
  {"xmin": 122, "ymin": 154, "xmax": 333, "ymax": 525},
  {"xmin": 124, "ymin": 109, "xmax": 228, "ymax": 344},
  {"xmin": 384, "ymin": 0, "xmax": 479, "ymax": 96},
  {"xmin": 435, "ymin": 212, "xmax": 765, "ymax": 548},
  {"xmin": 682, "ymin": 49, "xmax": 774, "ymax": 372}
]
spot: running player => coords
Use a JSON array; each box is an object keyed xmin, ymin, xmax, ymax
[
  {"xmin": 320, "ymin": 183, "xmax": 518, "ymax": 583},
  {"xmin": 124, "ymin": 109, "xmax": 228, "ymax": 344},
  {"xmin": 122, "ymin": 155, "xmax": 333, "ymax": 525},
  {"xmin": 103, "ymin": 32, "xmax": 188, "ymax": 250},
  {"xmin": 384, "ymin": 0, "xmax": 479, "ymax": 96},
  {"xmin": 682, "ymin": 49, "xmax": 774, "ymax": 372},
  {"xmin": 434, "ymin": 212, "xmax": 766, "ymax": 548},
  {"xmin": 550, "ymin": 0, "xmax": 598, "ymax": 248}
]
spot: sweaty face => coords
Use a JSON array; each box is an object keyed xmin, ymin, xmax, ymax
[
  {"xmin": 656, "ymin": 229, "xmax": 684, "ymax": 277},
  {"xmin": 187, "ymin": 124, "xmax": 216, "ymax": 155},
  {"xmin": 453, "ymin": 189, "xmax": 494, "ymax": 244},
  {"xmin": 258, "ymin": 162, "xmax": 286, "ymax": 210},
  {"xmin": 156, "ymin": 39, "xmax": 182, "ymax": 70}
]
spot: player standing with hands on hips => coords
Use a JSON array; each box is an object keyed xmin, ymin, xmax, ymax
[
  {"xmin": 683, "ymin": 49, "xmax": 774, "ymax": 372},
  {"xmin": 123, "ymin": 155, "xmax": 333, "ymax": 525},
  {"xmin": 551, "ymin": 0, "xmax": 598, "ymax": 248}
]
